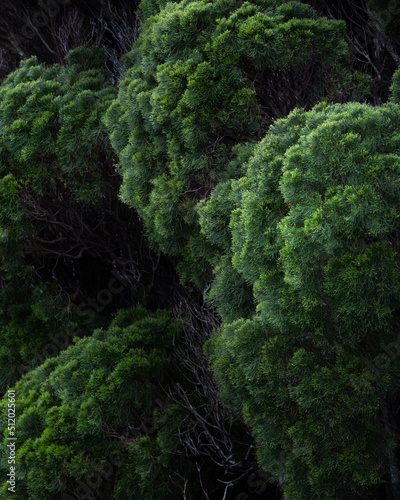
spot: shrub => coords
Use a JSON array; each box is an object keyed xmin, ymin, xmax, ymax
[
  {"xmin": 0, "ymin": 308, "xmax": 186, "ymax": 499},
  {"xmin": 105, "ymin": 0, "xmax": 363, "ymax": 287},
  {"xmin": 203, "ymin": 101, "xmax": 400, "ymax": 498}
]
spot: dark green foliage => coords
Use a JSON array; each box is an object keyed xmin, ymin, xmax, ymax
[
  {"xmin": 0, "ymin": 48, "xmax": 119, "ymax": 389},
  {"xmin": 390, "ymin": 68, "xmax": 400, "ymax": 104},
  {"xmin": 0, "ymin": 306, "xmax": 256, "ymax": 499},
  {"xmin": 64, "ymin": 45, "xmax": 108, "ymax": 70},
  {"xmin": 0, "ymin": 46, "xmax": 261, "ymax": 500},
  {"xmin": 0, "ymin": 47, "xmax": 116, "ymax": 204},
  {"xmin": 204, "ymin": 101, "xmax": 400, "ymax": 498},
  {"xmin": 105, "ymin": 0, "xmax": 362, "ymax": 286},
  {"xmin": 0, "ymin": 47, "xmax": 180, "ymax": 395},
  {"xmin": 0, "ymin": 0, "xmax": 399, "ymax": 496},
  {"xmin": 0, "ymin": 308, "xmax": 188, "ymax": 499},
  {"xmin": 0, "ymin": 277, "xmax": 103, "ymax": 394}
]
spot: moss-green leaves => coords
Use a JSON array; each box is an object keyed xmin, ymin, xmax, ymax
[
  {"xmin": 0, "ymin": 308, "xmax": 184, "ymax": 499},
  {"xmin": 204, "ymin": 101, "xmax": 400, "ymax": 498},
  {"xmin": 105, "ymin": 0, "xmax": 355, "ymax": 286}
]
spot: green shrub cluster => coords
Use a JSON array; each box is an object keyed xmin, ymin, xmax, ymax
[
  {"xmin": 0, "ymin": 47, "xmax": 117, "ymax": 390},
  {"xmin": 0, "ymin": 46, "xmax": 115, "ymax": 205},
  {"xmin": 203, "ymin": 101, "xmax": 400, "ymax": 498},
  {"xmin": 0, "ymin": 307, "xmax": 199, "ymax": 499},
  {"xmin": 0, "ymin": 0, "xmax": 400, "ymax": 498},
  {"xmin": 105, "ymin": 0, "xmax": 364, "ymax": 286}
]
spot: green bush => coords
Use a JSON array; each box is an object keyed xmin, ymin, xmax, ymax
[
  {"xmin": 105, "ymin": 0, "xmax": 363, "ymax": 287},
  {"xmin": 0, "ymin": 308, "xmax": 190, "ymax": 499},
  {"xmin": 0, "ymin": 305, "xmax": 256, "ymax": 499},
  {"xmin": 0, "ymin": 46, "xmax": 115, "ymax": 205},
  {"xmin": 0, "ymin": 47, "xmax": 125, "ymax": 390},
  {"xmin": 203, "ymin": 101, "xmax": 400, "ymax": 498}
]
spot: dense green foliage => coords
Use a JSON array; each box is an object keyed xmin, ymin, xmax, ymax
[
  {"xmin": 0, "ymin": 45, "xmax": 115, "ymax": 206},
  {"xmin": 0, "ymin": 46, "xmax": 175, "ymax": 394},
  {"xmin": 0, "ymin": 279, "xmax": 101, "ymax": 393},
  {"xmin": 105, "ymin": 0, "xmax": 371, "ymax": 286},
  {"xmin": 0, "ymin": 307, "xmax": 203, "ymax": 499},
  {"xmin": 0, "ymin": 0, "xmax": 399, "ymax": 498},
  {"xmin": 203, "ymin": 101, "xmax": 400, "ymax": 498},
  {"xmin": 0, "ymin": 47, "xmax": 116, "ymax": 390}
]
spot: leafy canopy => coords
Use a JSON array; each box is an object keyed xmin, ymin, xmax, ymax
[
  {"xmin": 203, "ymin": 101, "xmax": 400, "ymax": 498},
  {"xmin": 0, "ymin": 47, "xmax": 118, "ymax": 391},
  {"xmin": 104, "ymin": 0, "xmax": 363, "ymax": 286},
  {"xmin": 0, "ymin": 307, "xmax": 193, "ymax": 499}
]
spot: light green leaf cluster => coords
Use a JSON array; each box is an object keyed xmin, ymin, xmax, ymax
[{"xmin": 0, "ymin": 47, "xmax": 116, "ymax": 204}]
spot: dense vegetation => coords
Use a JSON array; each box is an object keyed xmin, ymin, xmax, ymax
[
  {"xmin": 204, "ymin": 100, "xmax": 400, "ymax": 498},
  {"xmin": 0, "ymin": 307, "xmax": 247, "ymax": 499},
  {"xmin": 105, "ymin": 0, "xmax": 371, "ymax": 286},
  {"xmin": 0, "ymin": 0, "xmax": 400, "ymax": 499}
]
